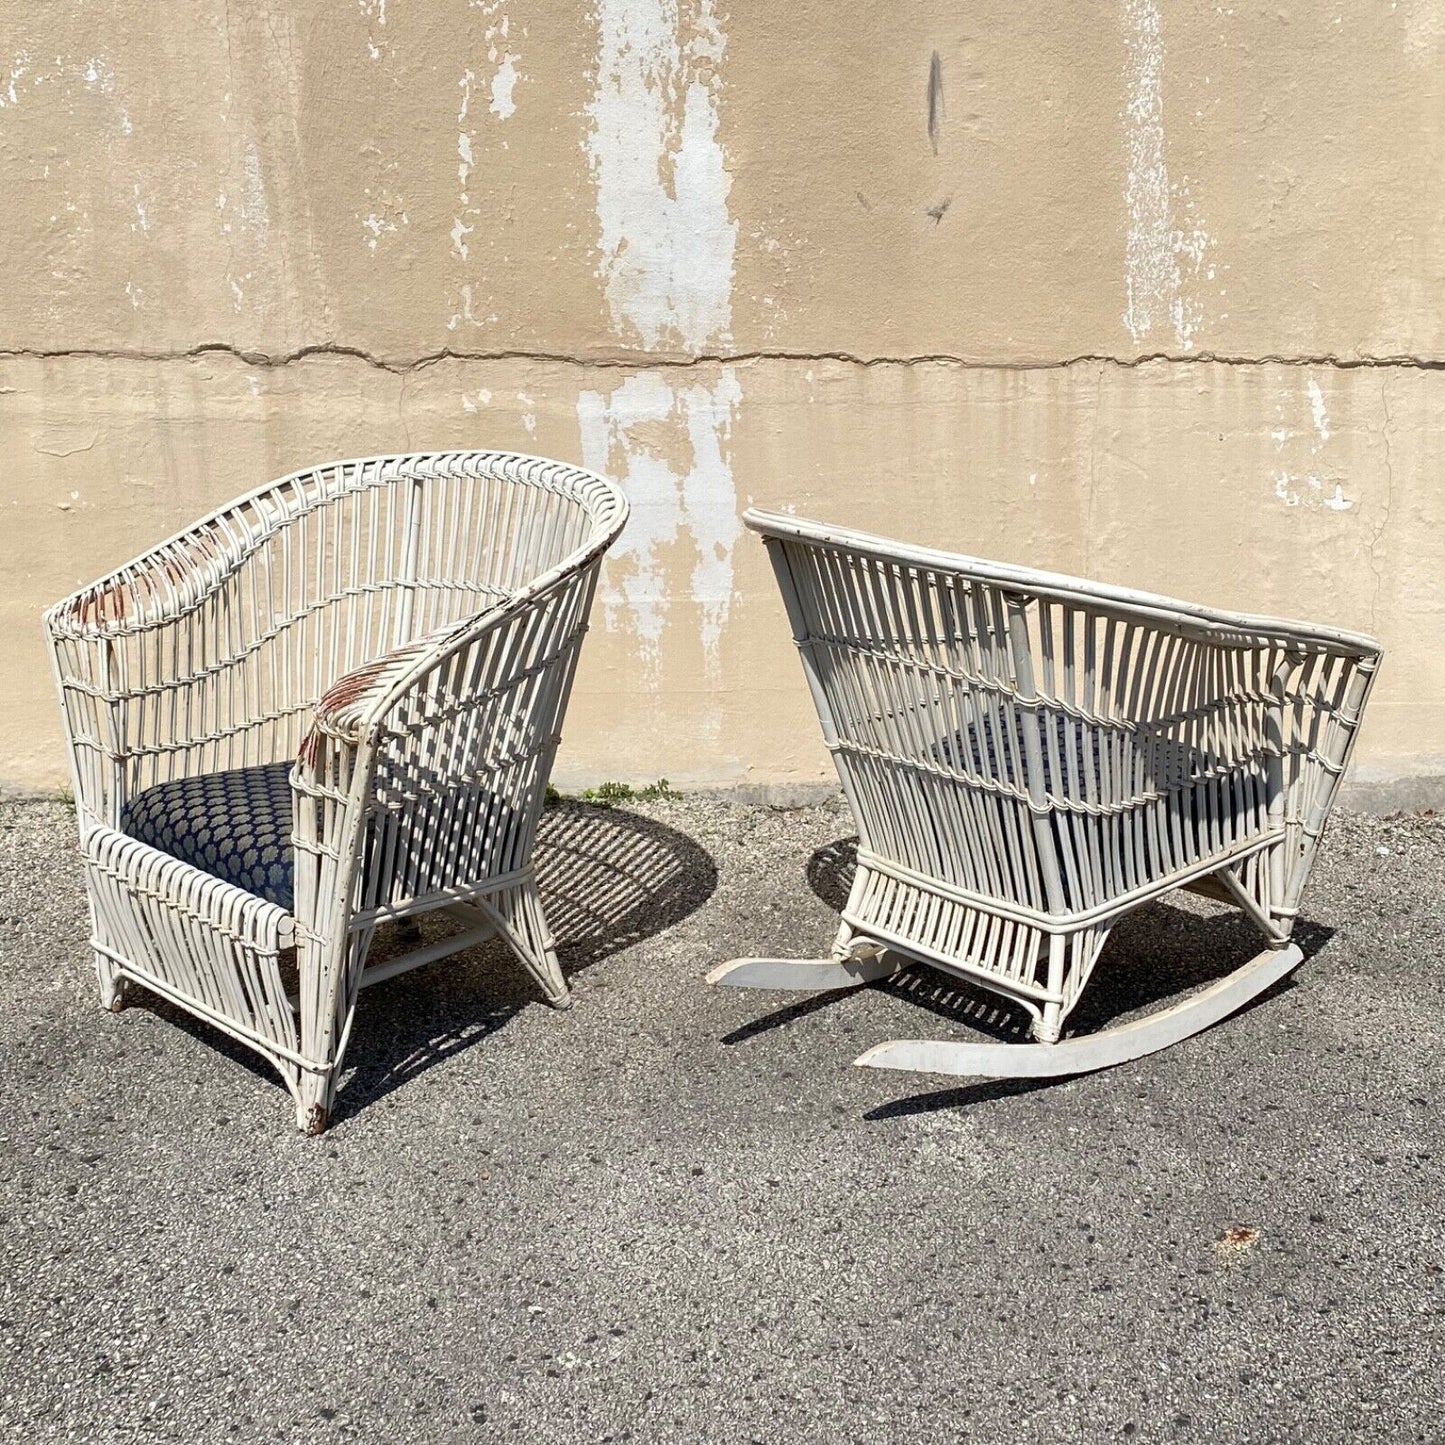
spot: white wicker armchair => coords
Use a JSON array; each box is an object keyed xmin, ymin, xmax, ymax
[
  {"xmin": 711, "ymin": 512, "xmax": 1381, "ymax": 1079},
  {"xmin": 46, "ymin": 452, "xmax": 627, "ymax": 1132}
]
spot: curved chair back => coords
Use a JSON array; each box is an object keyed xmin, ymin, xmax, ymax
[
  {"xmin": 47, "ymin": 453, "xmax": 627, "ymax": 816},
  {"xmin": 748, "ymin": 511, "xmax": 1381, "ymax": 926}
]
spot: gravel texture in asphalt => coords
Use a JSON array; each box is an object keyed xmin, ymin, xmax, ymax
[{"xmin": 1, "ymin": 795, "xmax": 1442, "ymax": 1444}]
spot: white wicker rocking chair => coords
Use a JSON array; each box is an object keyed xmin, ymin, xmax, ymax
[
  {"xmin": 46, "ymin": 452, "xmax": 627, "ymax": 1132},
  {"xmin": 711, "ymin": 512, "xmax": 1381, "ymax": 1079}
]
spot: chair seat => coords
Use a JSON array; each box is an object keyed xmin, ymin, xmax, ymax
[
  {"xmin": 122, "ymin": 763, "xmax": 297, "ymax": 911},
  {"xmin": 122, "ymin": 763, "xmax": 524, "ymax": 918},
  {"xmin": 939, "ymin": 709, "xmax": 1202, "ymax": 798}
]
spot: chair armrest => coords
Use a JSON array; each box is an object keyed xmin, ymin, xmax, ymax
[
  {"xmin": 304, "ymin": 631, "xmax": 453, "ymax": 748},
  {"xmin": 44, "ymin": 512, "xmax": 263, "ymax": 642}
]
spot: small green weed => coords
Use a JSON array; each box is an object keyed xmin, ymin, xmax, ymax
[{"xmin": 579, "ymin": 779, "xmax": 677, "ymax": 806}]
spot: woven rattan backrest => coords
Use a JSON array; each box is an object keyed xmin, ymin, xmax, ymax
[
  {"xmin": 46, "ymin": 453, "xmax": 623, "ymax": 806},
  {"xmin": 750, "ymin": 511, "xmax": 1380, "ymax": 920}
]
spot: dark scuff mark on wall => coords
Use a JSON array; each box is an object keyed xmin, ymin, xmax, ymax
[
  {"xmin": 927, "ymin": 50, "xmax": 944, "ymax": 154},
  {"xmin": 926, "ymin": 196, "xmax": 952, "ymax": 224}
]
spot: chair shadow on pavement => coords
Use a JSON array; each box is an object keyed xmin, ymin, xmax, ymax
[
  {"xmin": 762, "ymin": 834, "xmax": 1334, "ymax": 1119},
  {"xmin": 135, "ymin": 801, "xmax": 718, "ymax": 1126}
]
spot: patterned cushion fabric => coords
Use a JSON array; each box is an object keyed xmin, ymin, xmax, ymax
[
  {"xmin": 121, "ymin": 762, "xmax": 297, "ymax": 911},
  {"xmin": 937, "ymin": 709, "xmax": 1200, "ymax": 797}
]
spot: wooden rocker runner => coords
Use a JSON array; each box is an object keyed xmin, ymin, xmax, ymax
[{"xmin": 710, "ymin": 512, "xmax": 1381, "ymax": 1080}]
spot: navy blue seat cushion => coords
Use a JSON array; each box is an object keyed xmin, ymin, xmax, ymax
[
  {"xmin": 937, "ymin": 710, "xmax": 1200, "ymax": 796},
  {"xmin": 121, "ymin": 762, "xmax": 297, "ymax": 911}
]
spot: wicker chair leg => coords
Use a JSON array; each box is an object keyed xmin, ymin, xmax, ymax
[
  {"xmin": 482, "ymin": 879, "xmax": 571, "ymax": 1009},
  {"xmin": 95, "ymin": 952, "xmax": 128, "ymax": 1012},
  {"xmin": 295, "ymin": 1071, "xmax": 334, "ymax": 1136},
  {"xmin": 293, "ymin": 926, "xmax": 374, "ymax": 1136},
  {"xmin": 1031, "ymin": 1006, "xmax": 1063, "ymax": 1045}
]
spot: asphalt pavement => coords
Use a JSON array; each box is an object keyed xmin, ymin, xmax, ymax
[{"xmin": 1, "ymin": 794, "xmax": 1441, "ymax": 1444}]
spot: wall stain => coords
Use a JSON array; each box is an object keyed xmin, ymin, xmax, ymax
[{"xmin": 927, "ymin": 50, "xmax": 944, "ymax": 154}]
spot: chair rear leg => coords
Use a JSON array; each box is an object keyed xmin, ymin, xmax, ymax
[
  {"xmin": 94, "ymin": 949, "xmax": 128, "ymax": 1012},
  {"xmin": 1030, "ymin": 927, "xmax": 1111, "ymax": 1045},
  {"xmin": 481, "ymin": 878, "xmax": 570, "ymax": 1009}
]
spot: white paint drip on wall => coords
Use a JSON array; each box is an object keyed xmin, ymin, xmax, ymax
[
  {"xmin": 490, "ymin": 54, "xmax": 520, "ymax": 118},
  {"xmin": 577, "ymin": 368, "xmax": 743, "ymax": 669},
  {"xmin": 453, "ymin": 70, "xmax": 478, "ymax": 260},
  {"xmin": 1121, "ymin": 0, "xmax": 1209, "ymax": 350},
  {"xmin": 586, "ymin": 0, "xmax": 737, "ymax": 351},
  {"xmin": 449, "ymin": 10, "xmax": 522, "ymax": 324},
  {"xmin": 1307, "ymin": 378, "xmax": 1331, "ymax": 443},
  {"xmin": 216, "ymin": 140, "xmax": 268, "ymax": 310},
  {"xmin": 0, "ymin": 53, "xmax": 30, "ymax": 107},
  {"xmin": 1270, "ymin": 379, "xmax": 1354, "ymax": 512},
  {"xmin": 446, "ymin": 282, "xmax": 494, "ymax": 331},
  {"xmin": 240, "ymin": 141, "xmax": 268, "ymax": 247},
  {"xmin": 359, "ymin": 0, "xmax": 387, "ymax": 59}
]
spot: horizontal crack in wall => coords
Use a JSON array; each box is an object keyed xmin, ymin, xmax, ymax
[{"xmin": 1, "ymin": 343, "xmax": 1444, "ymax": 375}]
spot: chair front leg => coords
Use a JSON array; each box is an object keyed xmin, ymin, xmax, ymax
[
  {"xmin": 290, "ymin": 731, "xmax": 377, "ymax": 1135},
  {"xmin": 295, "ymin": 922, "xmax": 376, "ymax": 1134}
]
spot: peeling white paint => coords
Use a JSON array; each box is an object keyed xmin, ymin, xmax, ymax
[
  {"xmin": 363, "ymin": 212, "xmax": 398, "ymax": 252},
  {"xmin": 1307, "ymin": 378, "xmax": 1331, "ymax": 443},
  {"xmin": 1274, "ymin": 472, "xmax": 1355, "ymax": 511},
  {"xmin": 1, "ymin": 54, "xmax": 30, "ymax": 107},
  {"xmin": 1121, "ymin": 0, "xmax": 1209, "ymax": 350},
  {"xmin": 240, "ymin": 141, "xmax": 268, "ymax": 247},
  {"xmin": 467, "ymin": 1, "xmax": 523, "ymax": 120},
  {"xmin": 458, "ymin": 69, "xmax": 477, "ymax": 185},
  {"xmin": 577, "ymin": 368, "xmax": 742, "ymax": 668},
  {"xmin": 1403, "ymin": 0, "xmax": 1445, "ymax": 55},
  {"xmin": 1271, "ymin": 378, "xmax": 1351, "ymax": 512},
  {"xmin": 586, "ymin": 0, "xmax": 736, "ymax": 351},
  {"xmin": 490, "ymin": 54, "xmax": 520, "ymax": 118}
]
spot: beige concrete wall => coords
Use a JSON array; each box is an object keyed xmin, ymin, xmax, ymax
[{"xmin": 3, "ymin": 1, "xmax": 1442, "ymax": 801}]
